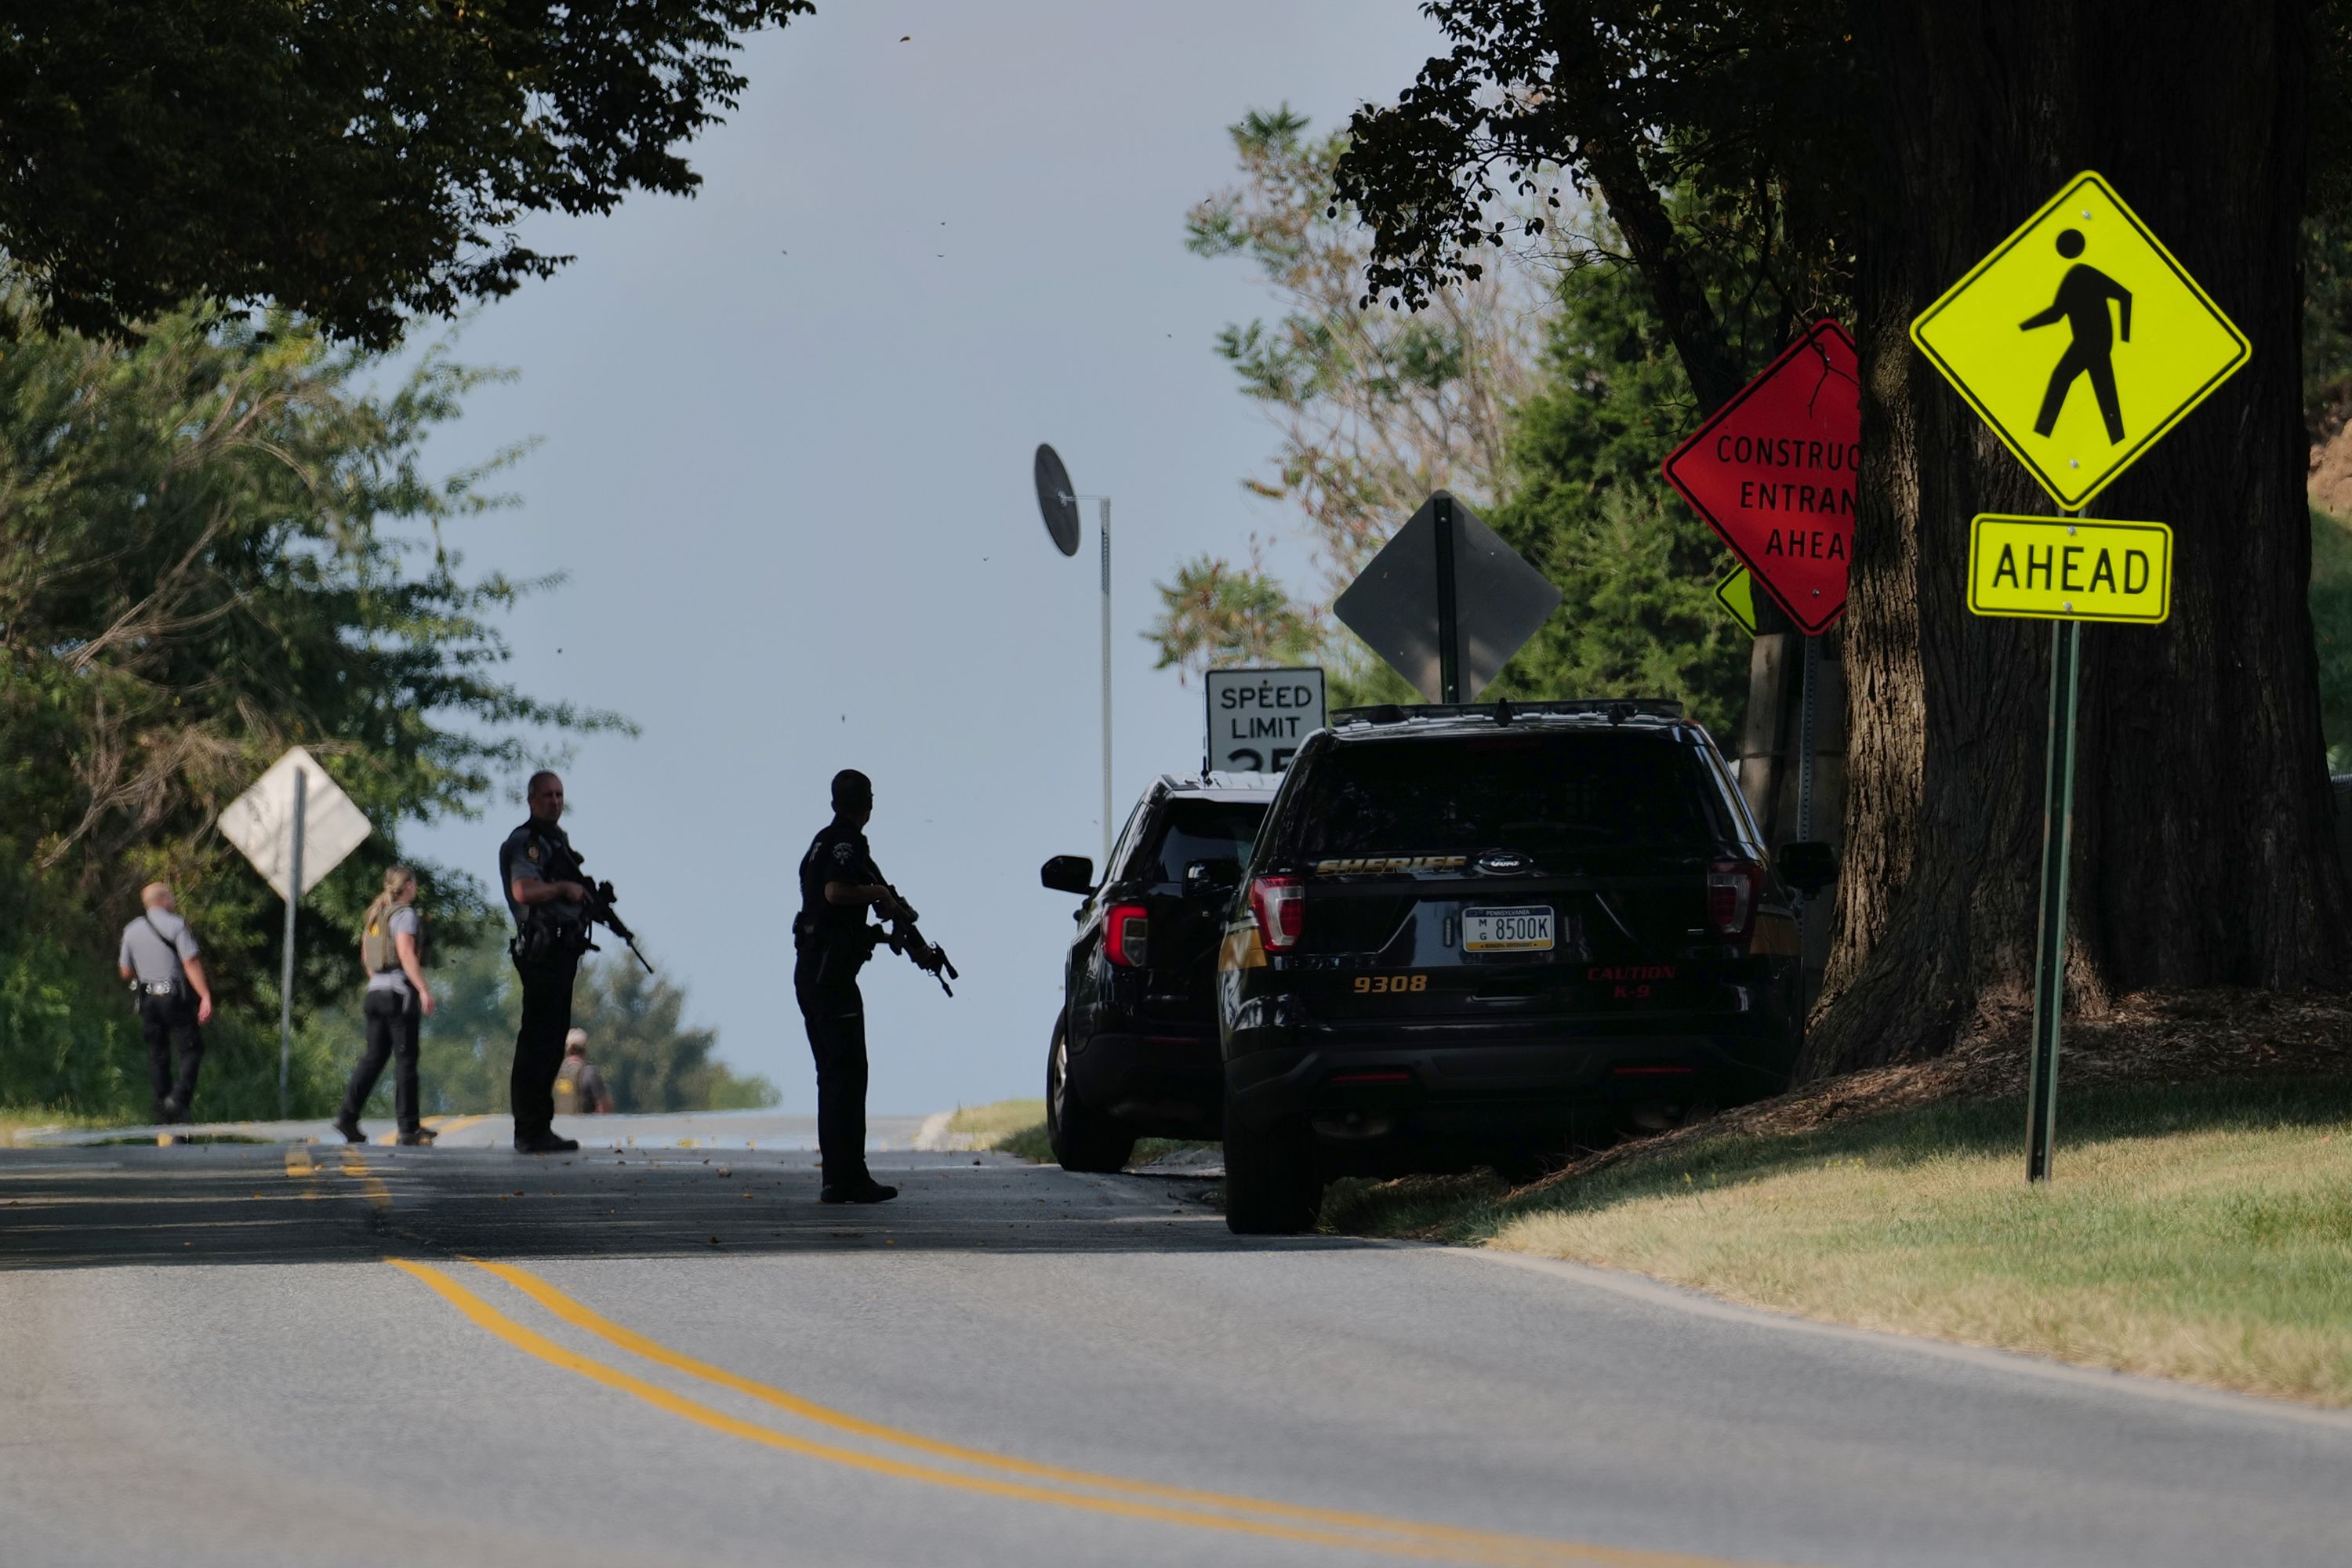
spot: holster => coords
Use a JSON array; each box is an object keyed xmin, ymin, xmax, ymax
[{"xmin": 510, "ymin": 920, "xmax": 589, "ymax": 966}]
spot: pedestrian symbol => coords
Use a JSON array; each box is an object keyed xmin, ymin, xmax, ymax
[{"xmin": 1911, "ymin": 172, "xmax": 2248, "ymax": 509}]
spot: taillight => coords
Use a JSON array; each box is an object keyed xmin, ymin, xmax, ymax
[
  {"xmin": 1247, "ymin": 876, "xmax": 1305, "ymax": 953},
  {"xmin": 1105, "ymin": 903, "xmax": 1149, "ymax": 968},
  {"xmin": 1706, "ymin": 860, "xmax": 1762, "ymax": 940}
]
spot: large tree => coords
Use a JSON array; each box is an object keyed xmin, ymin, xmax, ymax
[
  {"xmin": 1338, "ymin": 2, "xmax": 2352, "ymax": 1076},
  {"xmin": 0, "ymin": 1, "xmax": 811, "ymax": 347}
]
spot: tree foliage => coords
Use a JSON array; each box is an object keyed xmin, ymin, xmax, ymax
[
  {"xmin": 1480, "ymin": 259, "xmax": 1749, "ymax": 736},
  {"xmin": 1146, "ymin": 552, "xmax": 1323, "ymax": 684},
  {"xmin": 1332, "ymin": 1, "xmax": 1860, "ymax": 415},
  {"xmin": 0, "ymin": 1, "xmax": 812, "ymax": 347},
  {"xmin": 1161, "ymin": 106, "xmax": 1748, "ymax": 733},
  {"xmin": 1187, "ymin": 107, "xmax": 1544, "ymax": 590},
  {"xmin": 0, "ymin": 295, "xmax": 624, "ymax": 1116}
]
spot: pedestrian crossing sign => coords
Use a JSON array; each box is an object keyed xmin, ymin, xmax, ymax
[
  {"xmin": 1910, "ymin": 171, "xmax": 2249, "ymax": 509},
  {"xmin": 1714, "ymin": 564, "xmax": 1759, "ymax": 637}
]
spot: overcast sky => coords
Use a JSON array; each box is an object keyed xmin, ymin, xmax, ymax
[{"xmin": 396, "ymin": 3, "xmax": 1450, "ymax": 1113}]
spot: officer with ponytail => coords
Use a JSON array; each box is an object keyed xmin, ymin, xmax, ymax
[{"xmin": 334, "ymin": 865, "xmax": 437, "ymax": 1145}]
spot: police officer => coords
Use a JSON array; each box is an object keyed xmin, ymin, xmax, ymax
[
  {"xmin": 795, "ymin": 769, "xmax": 909, "ymax": 1204},
  {"xmin": 499, "ymin": 770, "xmax": 592, "ymax": 1154},
  {"xmin": 116, "ymin": 883, "xmax": 214, "ymax": 1125}
]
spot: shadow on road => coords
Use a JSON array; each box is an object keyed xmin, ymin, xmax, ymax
[{"xmin": 0, "ymin": 1147, "xmax": 1341, "ymax": 1272}]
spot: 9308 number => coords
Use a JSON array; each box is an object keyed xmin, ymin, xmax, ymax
[{"xmin": 1352, "ymin": 974, "xmax": 1428, "ymax": 994}]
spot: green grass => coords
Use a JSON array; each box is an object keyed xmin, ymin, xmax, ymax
[
  {"xmin": 946, "ymin": 1098, "xmax": 1218, "ymax": 1169},
  {"xmin": 1327, "ymin": 1080, "xmax": 2352, "ymax": 1406}
]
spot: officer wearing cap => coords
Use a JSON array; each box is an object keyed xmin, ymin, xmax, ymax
[
  {"xmin": 499, "ymin": 770, "xmax": 591, "ymax": 1155},
  {"xmin": 117, "ymin": 883, "xmax": 214, "ymax": 1125},
  {"xmin": 795, "ymin": 769, "xmax": 908, "ymax": 1204}
]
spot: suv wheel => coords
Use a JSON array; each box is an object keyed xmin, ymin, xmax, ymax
[
  {"xmin": 1222, "ymin": 1110, "xmax": 1322, "ymax": 1234},
  {"xmin": 1046, "ymin": 1024, "xmax": 1134, "ymax": 1174}
]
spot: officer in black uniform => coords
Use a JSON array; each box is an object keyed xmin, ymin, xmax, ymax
[
  {"xmin": 499, "ymin": 770, "xmax": 591, "ymax": 1154},
  {"xmin": 795, "ymin": 769, "xmax": 909, "ymax": 1204}
]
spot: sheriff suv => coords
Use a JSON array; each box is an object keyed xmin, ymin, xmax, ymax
[
  {"xmin": 1216, "ymin": 701, "xmax": 1833, "ymax": 1233},
  {"xmin": 1039, "ymin": 773, "xmax": 1279, "ymax": 1171}
]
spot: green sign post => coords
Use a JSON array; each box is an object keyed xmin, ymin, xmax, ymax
[{"xmin": 1911, "ymin": 172, "xmax": 2247, "ymax": 1181}]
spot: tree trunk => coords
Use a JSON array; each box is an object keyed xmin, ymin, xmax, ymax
[{"xmin": 1804, "ymin": 0, "xmax": 2352, "ymax": 1076}]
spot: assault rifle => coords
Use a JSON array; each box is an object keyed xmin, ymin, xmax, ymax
[
  {"xmin": 548, "ymin": 841, "xmax": 654, "ymax": 974},
  {"xmin": 869, "ymin": 885, "xmax": 957, "ymax": 997},
  {"xmin": 581, "ymin": 876, "xmax": 655, "ymax": 975}
]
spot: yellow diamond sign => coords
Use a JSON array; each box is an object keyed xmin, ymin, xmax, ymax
[
  {"xmin": 1713, "ymin": 564, "xmax": 1759, "ymax": 637},
  {"xmin": 1910, "ymin": 172, "xmax": 2249, "ymax": 510}
]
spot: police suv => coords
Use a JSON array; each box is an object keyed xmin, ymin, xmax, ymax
[
  {"xmin": 1040, "ymin": 773, "xmax": 1279, "ymax": 1171},
  {"xmin": 1215, "ymin": 700, "xmax": 1832, "ymax": 1233}
]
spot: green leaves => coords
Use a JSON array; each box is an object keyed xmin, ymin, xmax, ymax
[
  {"xmin": 0, "ymin": 292, "xmax": 625, "ymax": 1107},
  {"xmin": 0, "ymin": 2, "xmax": 814, "ymax": 347}
]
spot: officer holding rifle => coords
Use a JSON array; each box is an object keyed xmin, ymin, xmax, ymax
[
  {"xmin": 499, "ymin": 769, "xmax": 648, "ymax": 1155},
  {"xmin": 796, "ymin": 768, "xmax": 956, "ymax": 1205}
]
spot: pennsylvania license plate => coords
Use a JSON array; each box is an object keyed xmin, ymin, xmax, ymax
[{"xmin": 1463, "ymin": 906, "xmax": 1554, "ymax": 953}]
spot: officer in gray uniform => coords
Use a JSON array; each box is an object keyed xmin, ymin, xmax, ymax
[
  {"xmin": 499, "ymin": 770, "xmax": 591, "ymax": 1154},
  {"xmin": 116, "ymin": 883, "xmax": 214, "ymax": 1124}
]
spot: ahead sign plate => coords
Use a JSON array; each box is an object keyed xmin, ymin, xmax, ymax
[{"xmin": 1966, "ymin": 514, "xmax": 2172, "ymax": 624}]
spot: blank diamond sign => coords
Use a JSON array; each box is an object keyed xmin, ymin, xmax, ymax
[
  {"xmin": 218, "ymin": 746, "xmax": 372, "ymax": 899},
  {"xmin": 1333, "ymin": 490, "xmax": 1562, "ymax": 702}
]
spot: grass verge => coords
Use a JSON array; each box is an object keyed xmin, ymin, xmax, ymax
[
  {"xmin": 1327, "ymin": 1078, "xmax": 2352, "ymax": 1406},
  {"xmin": 945, "ymin": 1098, "xmax": 1216, "ymax": 1170}
]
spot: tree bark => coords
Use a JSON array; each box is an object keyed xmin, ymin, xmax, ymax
[{"xmin": 1805, "ymin": 0, "xmax": 2352, "ymax": 1076}]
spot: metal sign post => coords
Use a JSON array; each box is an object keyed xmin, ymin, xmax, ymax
[
  {"xmin": 1098, "ymin": 497, "xmax": 1112, "ymax": 868},
  {"xmin": 1434, "ymin": 493, "xmax": 1461, "ymax": 703},
  {"xmin": 2025, "ymin": 608, "xmax": 2083, "ymax": 1181},
  {"xmin": 277, "ymin": 769, "xmax": 306, "ymax": 1120}
]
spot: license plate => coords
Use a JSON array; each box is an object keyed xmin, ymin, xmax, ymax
[{"xmin": 1464, "ymin": 906, "xmax": 1553, "ymax": 952}]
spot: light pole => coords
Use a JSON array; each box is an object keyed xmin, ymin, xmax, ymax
[{"xmin": 1034, "ymin": 445, "xmax": 1115, "ymax": 868}]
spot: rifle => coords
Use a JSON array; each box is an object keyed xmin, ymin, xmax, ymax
[
  {"xmin": 868, "ymin": 884, "xmax": 958, "ymax": 997},
  {"xmin": 550, "ymin": 841, "xmax": 655, "ymax": 974},
  {"xmin": 581, "ymin": 877, "xmax": 655, "ymax": 975}
]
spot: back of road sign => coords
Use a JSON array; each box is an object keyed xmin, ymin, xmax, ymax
[
  {"xmin": 1910, "ymin": 172, "xmax": 2249, "ymax": 510},
  {"xmin": 219, "ymin": 746, "xmax": 372, "ymax": 899},
  {"xmin": 1333, "ymin": 492, "xmax": 1561, "ymax": 703}
]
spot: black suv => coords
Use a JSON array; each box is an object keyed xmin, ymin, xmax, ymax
[
  {"xmin": 1040, "ymin": 774, "xmax": 1278, "ymax": 1171},
  {"xmin": 1215, "ymin": 701, "xmax": 1834, "ymax": 1232}
]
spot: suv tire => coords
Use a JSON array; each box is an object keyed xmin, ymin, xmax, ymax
[
  {"xmin": 1222, "ymin": 1110, "xmax": 1323, "ymax": 1234},
  {"xmin": 1046, "ymin": 1023, "xmax": 1135, "ymax": 1174}
]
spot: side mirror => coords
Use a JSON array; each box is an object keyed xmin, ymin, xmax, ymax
[
  {"xmin": 1184, "ymin": 858, "xmax": 1243, "ymax": 900},
  {"xmin": 1040, "ymin": 855, "xmax": 1095, "ymax": 897},
  {"xmin": 1777, "ymin": 840, "xmax": 1838, "ymax": 898}
]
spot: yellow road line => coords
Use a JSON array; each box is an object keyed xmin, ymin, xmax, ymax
[
  {"xmin": 336, "ymin": 1149, "xmax": 392, "ymax": 1210},
  {"xmin": 409, "ymin": 1258, "xmax": 1757, "ymax": 1568},
  {"xmin": 284, "ymin": 1148, "xmax": 316, "ymax": 1178},
  {"xmin": 430, "ymin": 1115, "xmax": 491, "ymax": 1139}
]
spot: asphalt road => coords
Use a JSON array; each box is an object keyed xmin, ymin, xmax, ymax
[{"xmin": 3, "ymin": 1131, "xmax": 2349, "ymax": 1567}]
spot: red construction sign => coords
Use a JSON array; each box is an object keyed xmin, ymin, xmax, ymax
[{"xmin": 1662, "ymin": 320, "xmax": 1860, "ymax": 635}]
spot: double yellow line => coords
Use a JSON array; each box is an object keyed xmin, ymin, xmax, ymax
[{"xmin": 386, "ymin": 1255, "xmax": 1763, "ymax": 1568}]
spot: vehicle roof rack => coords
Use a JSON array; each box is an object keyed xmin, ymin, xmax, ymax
[{"xmin": 1331, "ymin": 698, "xmax": 1685, "ymax": 728}]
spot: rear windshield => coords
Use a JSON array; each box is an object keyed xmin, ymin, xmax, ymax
[
  {"xmin": 1287, "ymin": 733, "xmax": 1726, "ymax": 858},
  {"xmin": 1135, "ymin": 798, "xmax": 1267, "ymax": 884}
]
